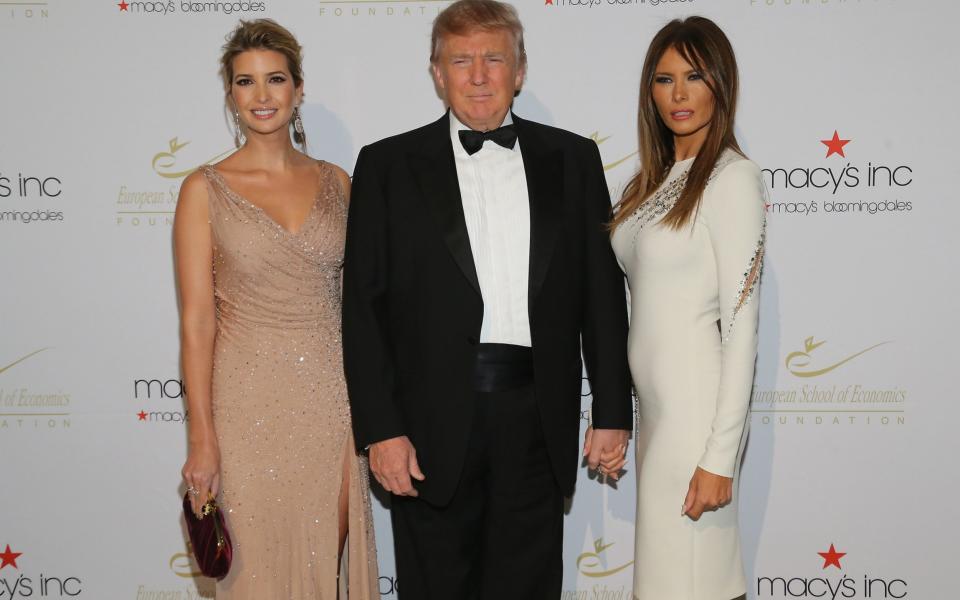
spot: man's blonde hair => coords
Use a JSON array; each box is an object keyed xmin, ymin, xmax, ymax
[{"xmin": 430, "ymin": 0, "xmax": 527, "ymax": 69}]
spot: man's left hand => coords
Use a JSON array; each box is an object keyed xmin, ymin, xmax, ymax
[{"xmin": 583, "ymin": 427, "xmax": 630, "ymax": 480}]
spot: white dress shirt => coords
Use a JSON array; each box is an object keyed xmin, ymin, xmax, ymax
[{"xmin": 450, "ymin": 112, "xmax": 532, "ymax": 347}]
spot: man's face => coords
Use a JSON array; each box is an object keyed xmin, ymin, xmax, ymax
[{"xmin": 432, "ymin": 28, "xmax": 525, "ymax": 132}]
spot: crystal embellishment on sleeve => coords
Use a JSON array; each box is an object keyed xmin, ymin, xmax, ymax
[{"xmin": 724, "ymin": 220, "xmax": 766, "ymax": 343}]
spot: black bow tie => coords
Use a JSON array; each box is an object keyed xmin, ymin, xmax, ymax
[{"xmin": 458, "ymin": 125, "xmax": 518, "ymax": 155}]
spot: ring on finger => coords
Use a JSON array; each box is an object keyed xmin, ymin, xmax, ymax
[{"xmin": 186, "ymin": 485, "xmax": 199, "ymax": 496}]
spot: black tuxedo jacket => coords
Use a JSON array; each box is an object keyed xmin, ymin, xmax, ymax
[{"xmin": 343, "ymin": 112, "xmax": 632, "ymax": 505}]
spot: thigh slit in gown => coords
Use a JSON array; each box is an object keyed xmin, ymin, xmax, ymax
[
  {"xmin": 200, "ymin": 163, "xmax": 378, "ymax": 599},
  {"xmin": 611, "ymin": 151, "xmax": 766, "ymax": 600}
]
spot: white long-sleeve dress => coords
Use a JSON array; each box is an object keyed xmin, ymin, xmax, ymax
[{"xmin": 611, "ymin": 150, "xmax": 766, "ymax": 600}]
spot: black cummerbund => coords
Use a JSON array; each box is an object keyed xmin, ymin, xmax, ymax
[{"xmin": 473, "ymin": 343, "xmax": 534, "ymax": 393}]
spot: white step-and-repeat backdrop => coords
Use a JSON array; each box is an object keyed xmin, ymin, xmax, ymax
[{"xmin": 2, "ymin": 0, "xmax": 957, "ymax": 598}]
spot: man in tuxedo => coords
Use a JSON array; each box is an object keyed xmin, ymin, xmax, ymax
[{"xmin": 343, "ymin": 0, "xmax": 632, "ymax": 597}]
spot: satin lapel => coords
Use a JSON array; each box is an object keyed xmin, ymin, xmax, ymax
[
  {"xmin": 409, "ymin": 115, "xmax": 481, "ymax": 296},
  {"xmin": 515, "ymin": 115, "xmax": 564, "ymax": 304}
]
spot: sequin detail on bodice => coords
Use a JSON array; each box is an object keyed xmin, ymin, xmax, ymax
[
  {"xmin": 624, "ymin": 151, "xmax": 742, "ymax": 243},
  {"xmin": 203, "ymin": 165, "xmax": 346, "ymax": 336}
]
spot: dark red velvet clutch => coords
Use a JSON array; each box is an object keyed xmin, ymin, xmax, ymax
[{"xmin": 182, "ymin": 493, "xmax": 233, "ymax": 580}]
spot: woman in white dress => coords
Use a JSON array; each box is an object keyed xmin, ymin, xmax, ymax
[{"xmin": 609, "ymin": 17, "xmax": 766, "ymax": 600}]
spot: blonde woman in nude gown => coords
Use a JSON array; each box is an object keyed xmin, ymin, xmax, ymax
[{"xmin": 175, "ymin": 19, "xmax": 377, "ymax": 598}]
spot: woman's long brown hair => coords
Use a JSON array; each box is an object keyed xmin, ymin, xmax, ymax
[{"xmin": 611, "ymin": 17, "xmax": 743, "ymax": 231}]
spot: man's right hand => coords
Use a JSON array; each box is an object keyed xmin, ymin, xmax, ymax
[{"xmin": 369, "ymin": 435, "xmax": 425, "ymax": 496}]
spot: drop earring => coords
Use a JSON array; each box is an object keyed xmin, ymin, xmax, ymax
[
  {"xmin": 293, "ymin": 106, "xmax": 304, "ymax": 135},
  {"xmin": 292, "ymin": 106, "xmax": 306, "ymax": 148},
  {"xmin": 233, "ymin": 110, "xmax": 245, "ymax": 148}
]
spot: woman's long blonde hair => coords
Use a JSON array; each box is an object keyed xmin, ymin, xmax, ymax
[{"xmin": 220, "ymin": 19, "xmax": 307, "ymax": 149}]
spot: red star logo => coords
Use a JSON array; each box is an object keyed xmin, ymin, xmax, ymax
[
  {"xmin": 820, "ymin": 130, "xmax": 850, "ymax": 158},
  {"xmin": 118, "ymin": 1, "xmax": 129, "ymax": 11},
  {"xmin": 818, "ymin": 543, "xmax": 846, "ymax": 569},
  {"xmin": 137, "ymin": 410, "xmax": 147, "ymax": 421},
  {"xmin": 0, "ymin": 545, "xmax": 22, "ymax": 570}
]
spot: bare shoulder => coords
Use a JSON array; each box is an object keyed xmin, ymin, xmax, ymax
[
  {"xmin": 175, "ymin": 169, "xmax": 211, "ymax": 223},
  {"xmin": 322, "ymin": 161, "xmax": 352, "ymax": 201},
  {"xmin": 182, "ymin": 168, "xmax": 211, "ymax": 195}
]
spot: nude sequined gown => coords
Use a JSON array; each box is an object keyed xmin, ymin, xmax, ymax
[{"xmin": 200, "ymin": 162, "xmax": 378, "ymax": 599}]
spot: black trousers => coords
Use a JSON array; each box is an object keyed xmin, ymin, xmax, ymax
[{"xmin": 391, "ymin": 384, "xmax": 563, "ymax": 600}]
